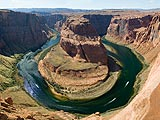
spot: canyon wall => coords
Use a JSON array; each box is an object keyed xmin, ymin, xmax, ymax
[
  {"xmin": 107, "ymin": 15, "xmax": 152, "ymax": 43},
  {"xmin": 83, "ymin": 14, "xmax": 113, "ymax": 36},
  {"xmin": 0, "ymin": 10, "xmax": 52, "ymax": 55},
  {"xmin": 105, "ymin": 13, "xmax": 160, "ymax": 120},
  {"xmin": 39, "ymin": 14, "xmax": 67, "ymax": 31},
  {"xmin": 107, "ymin": 13, "xmax": 160, "ymax": 46},
  {"xmin": 107, "ymin": 13, "xmax": 160, "ymax": 63},
  {"xmin": 39, "ymin": 14, "xmax": 113, "ymax": 35}
]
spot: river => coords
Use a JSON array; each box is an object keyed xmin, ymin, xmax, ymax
[{"xmin": 17, "ymin": 35, "xmax": 143, "ymax": 114}]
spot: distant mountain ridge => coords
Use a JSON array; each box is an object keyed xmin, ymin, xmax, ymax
[
  {"xmin": 11, "ymin": 8, "xmax": 97, "ymax": 14},
  {"xmin": 10, "ymin": 8, "xmax": 160, "ymax": 14}
]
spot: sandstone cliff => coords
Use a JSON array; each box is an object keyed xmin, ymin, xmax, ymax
[
  {"xmin": 0, "ymin": 10, "xmax": 52, "ymax": 55},
  {"xmin": 107, "ymin": 13, "xmax": 160, "ymax": 63},
  {"xmin": 40, "ymin": 14, "xmax": 113, "ymax": 35},
  {"xmin": 107, "ymin": 14, "xmax": 152, "ymax": 43},
  {"xmin": 60, "ymin": 16, "xmax": 108, "ymax": 64},
  {"xmin": 135, "ymin": 14, "xmax": 160, "ymax": 46}
]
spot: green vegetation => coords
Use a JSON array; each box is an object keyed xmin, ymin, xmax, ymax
[
  {"xmin": 60, "ymin": 62, "xmax": 98, "ymax": 71},
  {"xmin": 36, "ymin": 45, "xmax": 53, "ymax": 62},
  {"xmin": 0, "ymin": 54, "xmax": 23, "ymax": 91}
]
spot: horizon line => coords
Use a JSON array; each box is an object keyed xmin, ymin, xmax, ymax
[{"xmin": 1, "ymin": 7, "xmax": 160, "ymax": 10}]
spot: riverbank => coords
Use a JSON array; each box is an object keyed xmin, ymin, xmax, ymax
[
  {"xmin": 102, "ymin": 36, "xmax": 150, "ymax": 119},
  {"xmin": 0, "ymin": 34, "xmax": 147, "ymax": 119},
  {"xmin": 105, "ymin": 35, "xmax": 152, "ymax": 91}
]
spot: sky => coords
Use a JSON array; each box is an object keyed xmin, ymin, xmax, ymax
[{"xmin": 0, "ymin": 0, "xmax": 160, "ymax": 9}]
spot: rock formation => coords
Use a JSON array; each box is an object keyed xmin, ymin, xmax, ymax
[
  {"xmin": 107, "ymin": 13, "xmax": 160, "ymax": 63},
  {"xmin": 60, "ymin": 16, "xmax": 108, "ymax": 64},
  {"xmin": 38, "ymin": 16, "xmax": 113, "ymax": 100},
  {"xmin": 2, "ymin": 9, "xmax": 160, "ymax": 119},
  {"xmin": 0, "ymin": 10, "xmax": 52, "ymax": 55},
  {"xmin": 0, "ymin": 96, "xmax": 77, "ymax": 120},
  {"xmin": 107, "ymin": 14, "xmax": 152, "ymax": 43},
  {"xmin": 135, "ymin": 14, "xmax": 160, "ymax": 46}
]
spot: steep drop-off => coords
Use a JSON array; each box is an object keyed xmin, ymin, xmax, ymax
[
  {"xmin": 107, "ymin": 13, "xmax": 160, "ymax": 63},
  {"xmin": 39, "ymin": 14, "xmax": 67, "ymax": 31},
  {"xmin": 0, "ymin": 10, "xmax": 52, "ymax": 55},
  {"xmin": 83, "ymin": 14, "xmax": 113, "ymax": 36},
  {"xmin": 107, "ymin": 14, "xmax": 152, "ymax": 43}
]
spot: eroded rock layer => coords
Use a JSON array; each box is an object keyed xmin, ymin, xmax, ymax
[
  {"xmin": 107, "ymin": 14, "xmax": 152, "ymax": 43},
  {"xmin": 60, "ymin": 16, "xmax": 108, "ymax": 65},
  {"xmin": 107, "ymin": 13, "xmax": 160, "ymax": 63},
  {"xmin": 0, "ymin": 10, "xmax": 52, "ymax": 55}
]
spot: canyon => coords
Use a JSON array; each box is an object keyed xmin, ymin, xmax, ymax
[
  {"xmin": 0, "ymin": 9, "xmax": 160, "ymax": 120},
  {"xmin": 0, "ymin": 10, "xmax": 52, "ymax": 56}
]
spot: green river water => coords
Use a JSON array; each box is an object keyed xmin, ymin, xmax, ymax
[{"xmin": 17, "ymin": 36, "xmax": 143, "ymax": 114}]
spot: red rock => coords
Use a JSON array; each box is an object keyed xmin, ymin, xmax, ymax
[
  {"xmin": 26, "ymin": 115, "xmax": 36, "ymax": 120},
  {"xmin": 16, "ymin": 116, "xmax": 24, "ymax": 120},
  {"xmin": 1, "ymin": 102, "xmax": 9, "ymax": 108},
  {"xmin": 60, "ymin": 16, "xmax": 108, "ymax": 65},
  {"xmin": 0, "ymin": 10, "xmax": 52, "ymax": 55},
  {"xmin": 4, "ymin": 97, "xmax": 13, "ymax": 105},
  {"xmin": 107, "ymin": 15, "xmax": 152, "ymax": 43},
  {"xmin": 2, "ymin": 107, "xmax": 11, "ymax": 113},
  {"xmin": 0, "ymin": 112, "xmax": 8, "ymax": 120}
]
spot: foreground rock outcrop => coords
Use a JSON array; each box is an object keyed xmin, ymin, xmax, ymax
[
  {"xmin": 0, "ymin": 10, "xmax": 52, "ymax": 55},
  {"xmin": 0, "ymin": 96, "xmax": 78, "ymax": 120},
  {"xmin": 38, "ymin": 16, "xmax": 116, "ymax": 100}
]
